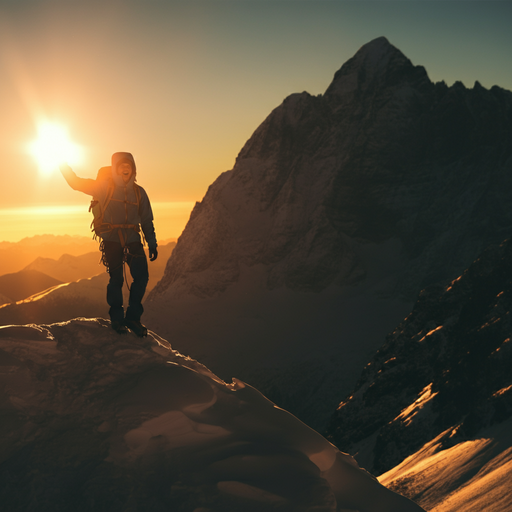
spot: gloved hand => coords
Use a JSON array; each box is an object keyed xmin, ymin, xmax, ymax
[{"xmin": 149, "ymin": 245, "xmax": 158, "ymax": 262}]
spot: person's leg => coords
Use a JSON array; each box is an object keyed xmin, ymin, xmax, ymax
[
  {"xmin": 125, "ymin": 241, "xmax": 149, "ymax": 326},
  {"xmin": 103, "ymin": 241, "xmax": 125, "ymax": 325}
]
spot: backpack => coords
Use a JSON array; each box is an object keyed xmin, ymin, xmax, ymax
[{"xmin": 89, "ymin": 166, "xmax": 142, "ymax": 244}]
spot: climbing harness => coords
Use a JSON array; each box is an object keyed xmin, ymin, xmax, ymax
[{"xmin": 99, "ymin": 240, "xmax": 146, "ymax": 294}]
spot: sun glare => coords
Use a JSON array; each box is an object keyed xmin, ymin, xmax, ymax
[{"xmin": 29, "ymin": 121, "xmax": 83, "ymax": 175}]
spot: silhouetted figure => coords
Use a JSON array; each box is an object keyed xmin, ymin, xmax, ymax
[{"xmin": 60, "ymin": 152, "xmax": 157, "ymax": 336}]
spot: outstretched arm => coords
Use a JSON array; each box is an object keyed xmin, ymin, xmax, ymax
[{"xmin": 59, "ymin": 164, "xmax": 98, "ymax": 196}]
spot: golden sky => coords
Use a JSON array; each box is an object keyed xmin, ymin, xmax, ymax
[{"xmin": 1, "ymin": 0, "xmax": 511, "ymax": 242}]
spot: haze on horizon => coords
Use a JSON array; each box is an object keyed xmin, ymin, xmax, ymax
[{"xmin": 1, "ymin": 0, "xmax": 511, "ymax": 242}]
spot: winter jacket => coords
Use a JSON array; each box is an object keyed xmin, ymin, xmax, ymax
[{"xmin": 60, "ymin": 154, "xmax": 157, "ymax": 249}]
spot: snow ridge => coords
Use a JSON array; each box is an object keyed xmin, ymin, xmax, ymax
[{"xmin": 0, "ymin": 318, "xmax": 424, "ymax": 511}]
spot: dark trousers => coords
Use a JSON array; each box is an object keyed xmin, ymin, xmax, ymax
[{"xmin": 103, "ymin": 241, "xmax": 149, "ymax": 323}]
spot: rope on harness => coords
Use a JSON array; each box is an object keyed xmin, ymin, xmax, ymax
[
  {"xmin": 123, "ymin": 245, "xmax": 131, "ymax": 293},
  {"xmin": 99, "ymin": 240, "xmax": 109, "ymax": 269},
  {"xmin": 99, "ymin": 234, "xmax": 147, "ymax": 295}
]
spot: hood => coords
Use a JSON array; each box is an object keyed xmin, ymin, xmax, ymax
[{"xmin": 111, "ymin": 152, "xmax": 137, "ymax": 187}]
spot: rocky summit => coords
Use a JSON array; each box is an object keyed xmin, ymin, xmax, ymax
[{"xmin": 146, "ymin": 37, "xmax": 512, "ymax": 430}]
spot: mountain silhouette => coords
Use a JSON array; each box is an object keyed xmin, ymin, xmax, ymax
[
  {"xmin": 23, "ymin": 251, "xmax": 103, "ymax": 282},
  {"xmin": 0, "ymin": 235, "xmax": 98, "ymax": 275},
  {"xmin": 145, "ymin": 37, "xmax": 512, "ymax": 430}
]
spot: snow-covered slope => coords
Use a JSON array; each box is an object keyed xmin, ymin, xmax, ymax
[
  {"xmin": 145, "ymin": 36, "xmax": 512, "ymax": 430},
  {"xmin": 0, "ymin": 319, "xmax": 424, "ymax": 512},
  {"xmin": 378, "ymin": 417, "xmax": 512, "ymax": 512}
]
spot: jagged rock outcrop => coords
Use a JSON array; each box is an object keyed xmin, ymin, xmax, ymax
[
  {"xmin": 146, "ymin": 36, "xmax": 512, "ymax": 430},
  {"xmin": 325, "ymin": 237, "xmax": 512, "ymax": 482}
]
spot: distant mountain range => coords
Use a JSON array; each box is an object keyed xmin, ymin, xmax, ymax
[
  {"xmin": 0, "ymin": 234, "xmax": 98, "ymax": 275},
  {"xmin": 23, "ymin": 251, "xmax": 103, "ymax": 283},
  {"xmin": 145, "ymin": 36, "xmax": 512, "ymax": 430},
  {"xmin": 0, "ymin": 241, "xmax": 176, "ymax": 325},
  {"xmin": 0, "ymin": 234, "xmax": 177, "ymax": 277}
]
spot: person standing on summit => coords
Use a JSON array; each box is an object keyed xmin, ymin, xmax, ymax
[{"xmin": 60, "ymin": 152, "xmax": 158, "ymax": 337}]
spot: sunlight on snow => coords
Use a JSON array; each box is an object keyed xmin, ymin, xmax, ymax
[{"xmin": 394, "ymin": 383, "xmax": 438, "ymax": 427}]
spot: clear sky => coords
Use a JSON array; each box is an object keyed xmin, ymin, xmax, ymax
[{"xmin": 1, "ymin": 0, "xmax": 511, "ymax": 242}]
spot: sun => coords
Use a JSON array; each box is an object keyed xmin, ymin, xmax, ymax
[{"xmin": 29, "ymin": 121, "xmax": 83, "ymax": 175}]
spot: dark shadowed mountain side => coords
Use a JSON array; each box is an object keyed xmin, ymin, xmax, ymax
[
  {"xmin": 0, "ymin": 242, "xmax": 176, "ymax": 326},
  {"xmin": 0, "ymin": 319, "xmax": 425, "ymax": 512},
  {"xmin": 145, "ymin": 37, "xmax": 512, "ymax": 430},
  {"xmin": 0, "ymin": 235, "xmax": 98, "ymax": 275},
  {"xmin": 324, "ymin": 237, "xmax": 512, "ymax": 511},
  {"xmin": 0, "ymin": 269, "xmax": 63, "ymax": 302}
]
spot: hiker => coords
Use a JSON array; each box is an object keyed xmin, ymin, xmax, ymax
[{"xmin": 59, "ymin": 152, "xmax": 158, "ymax": 336}]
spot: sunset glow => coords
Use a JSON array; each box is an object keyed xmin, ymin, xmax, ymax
[
  {"xmin": 0, "ymin": 202, "xmax": 194, "ymax": 243},
  {"xmin": 0, "ymin": 1, "xmax": 510, "ymax": 244},
  {"xmin": 28, "ymin": 122, "xmax": 83, "ymax": 176}
]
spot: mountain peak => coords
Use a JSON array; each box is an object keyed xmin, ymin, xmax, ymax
[
  {"xmin": 325, "ymin": 36, "xmax": 428, "ymax": 97},
  {"xmin": 353, "ymin": 36, "xmax": 397, "ymax": 64}
]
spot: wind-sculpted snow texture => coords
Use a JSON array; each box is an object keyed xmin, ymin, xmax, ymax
[
  {"xmin": 146, "ymin": 37, "xmax": 512, "ymax": 429},
  {"xmin": 325, "ymin": 238, "xmax": 512, "ymax": 510},
  {"xmin": 0, "ymin": 319, "xmax": 424, "ymax": 512}
]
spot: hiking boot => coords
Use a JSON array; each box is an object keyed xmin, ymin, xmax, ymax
[
  {"xmin": 111, "ymin": 320, "xmax": 128, "ymax": 334},
  {"xmin": 124, "ymin": 319, "xmax": 148, "ymax": 337}
]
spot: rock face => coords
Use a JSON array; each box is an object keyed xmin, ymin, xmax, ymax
[
  {"xmin": 146, "ymin": 37, "xmax": 512, "ymax": 430},
  {"xmin": 0, "ymin": 319, "xmax": 425, "ymax": 512},
  {"xmin": 325, "ymin": 237, "xmax": 512, "ymax": 483}
]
